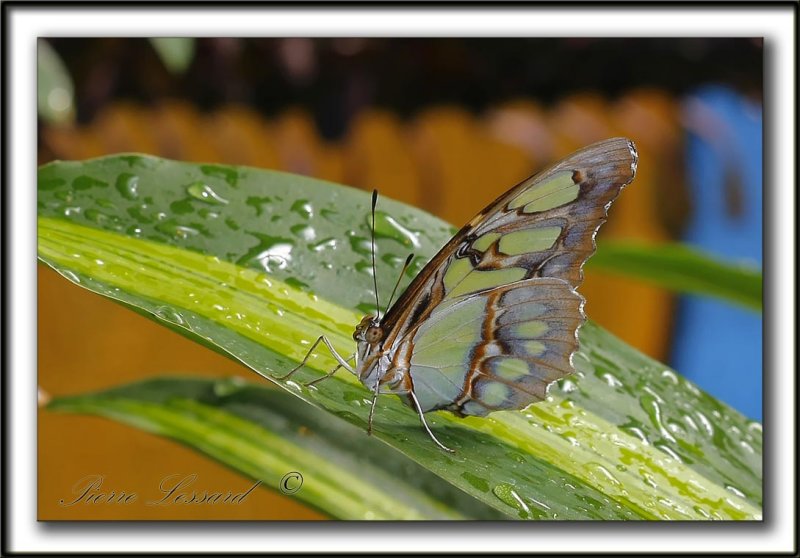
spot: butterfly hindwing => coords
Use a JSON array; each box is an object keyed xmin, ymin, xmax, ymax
[{"xmin": 408, "ymin": 278, "xmax": 583, "ymax": 415}]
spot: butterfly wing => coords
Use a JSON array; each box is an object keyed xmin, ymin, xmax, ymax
[
  {"xmin": 407, "ymin": 277, "xmax": 584, "ymax": 415},
  {"xmin": 380, "ymin": 137, "xmax": 637, "ymax": 416}
]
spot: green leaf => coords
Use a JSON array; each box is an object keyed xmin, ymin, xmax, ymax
[
  {"xmin": 47, "ymin": 376, "xmax": 504, "ymax": 520},
  {"xmin": 38, "ymin": 154, "xmax": 762, "ymax": 520},
  {"xmin": 588, "ymin": 241, "xmax": 762, "ymax": 311}
]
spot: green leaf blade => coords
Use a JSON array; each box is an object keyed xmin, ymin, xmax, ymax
[{"xmin": 588, "ymin": 241, "xmax": 762, "ymax": 311}]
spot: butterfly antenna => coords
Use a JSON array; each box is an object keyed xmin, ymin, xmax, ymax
[
  {"xmin": 384, "ymin": 253, "xmax": 414, "ymax": 315},
  {"xmin": 370, "ymin": 190, "xmax": 381, "ymax": 319}
]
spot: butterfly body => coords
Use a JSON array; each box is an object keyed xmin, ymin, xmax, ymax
[{"xmin": 282, "ymin": 137, "xmax": 638, "ymax": 451}]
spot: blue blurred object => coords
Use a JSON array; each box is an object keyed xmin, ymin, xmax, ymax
[{"xmin": 671, "ymin": 85, "xmax": 763, "ymax": 421}]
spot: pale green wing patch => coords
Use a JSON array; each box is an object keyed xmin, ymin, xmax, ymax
[
  {"xmin": 441, "ymin": 225, "xmax": 562, "ymax": 300},
  {"xmin": 507, "ymin": 171, "xmax": 579, "ymax": 213},
  {"xmin": 409, "ymin": 296, "xmax": 487, "ymax": 410},
  {"xmin": 410, "ymin": 364, "xmax": 470, "ymax": 414},
  {"xmin": 498, "ymin": 226, "xmax": 562, "ymax": 256},
  {"xmin": 471, "ymin": 232, "xmax": 501, "ymax": 252},
  {"xmin": 490, "ymin": 357, "xmax": 530, "ymax": 381},
  {"xmin": 413, "ymin": 296, "xmax": 485, "ymax": 347},
  {"xmin": 448, "ymin": 267, "xmax": 526, "ymax": 299}
]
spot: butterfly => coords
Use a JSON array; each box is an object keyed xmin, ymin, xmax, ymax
[{"xmin": 279, "ymin": 137, "xmax": 638, "ymax": 451}]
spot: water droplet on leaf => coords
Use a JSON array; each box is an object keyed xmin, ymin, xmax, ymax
[
  {"xmin": 115, "ymin": 173, "xmax": 140, "ymax": 200},
  {"xmin": 290, "ymin": 199, "xmax": 313, "ymax": 219},
  {"xmin": 154, "ymin": 306, "xmax": 186, "ymax": 326},
  {"xmin": 372, "ymin": 210, "xmax": 421, "ymax": 248},
  {"xmin": 492, "ymin": 483, "xmax": 531, "ymax": 519},
  {"xmin": 290, "ymin": 223, "xmax": 316, "ymax": 241},
  {"xmin": 187, "ymin": 182, "xmax": 229, "ymax": 205}
]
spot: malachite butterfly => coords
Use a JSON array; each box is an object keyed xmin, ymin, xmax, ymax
[{"xmin": 280, "ymin": 137, "xmax": 638, "ymax": 451}]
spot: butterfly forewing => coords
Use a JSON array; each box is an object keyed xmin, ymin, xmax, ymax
[{"xmin": 380, "ymin": 137, "xmax": 637, "ymax": 416}]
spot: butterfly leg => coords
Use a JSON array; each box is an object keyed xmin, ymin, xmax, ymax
[
  {"xmin": 408, "ymin": 390, "xmax": 455, "ymax": 453},
  {"xmin": 275, "ymin": 336, "xmax": 355, "ymax": 382},
  {"xmin": 305, "ymin": 353, "xmax": 355, "ymax": 387},
  {"xmin": 366, "ymin": 379, "xmax": 381, "ymax": 436}
]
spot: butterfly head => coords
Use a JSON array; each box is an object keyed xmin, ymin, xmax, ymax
[{"xmin": 353, "ymin": 315, "xmax": 384, "ymax": 345}]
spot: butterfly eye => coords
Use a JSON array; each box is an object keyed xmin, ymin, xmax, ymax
[{"xmin": 365, "ymin": 326, "xmax": 383, "ymax": 344}]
